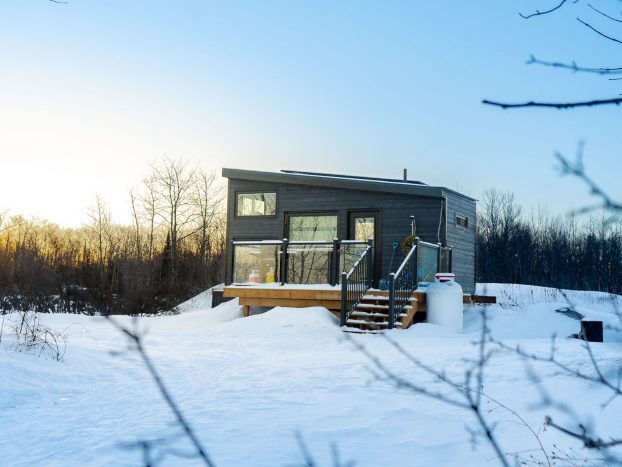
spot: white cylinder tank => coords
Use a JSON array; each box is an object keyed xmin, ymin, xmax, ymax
[{"xmin": 426, "ymin": 273, "xmax": 463, "ymax": 332}]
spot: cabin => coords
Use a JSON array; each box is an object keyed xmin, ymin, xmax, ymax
[{"xmin": 222, "ymin": 168, "xmax": 481, "ymax": 332}]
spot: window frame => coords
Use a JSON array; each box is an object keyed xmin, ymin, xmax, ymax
[
  {"xmin": 234, "ymin": 191, "xmax": 278, "ymax": 218},
  {"xmin": 455, "ymin": 213, "xmax": 469, "ymax": 229},
  {"xmin": 284, "ymin": 211, "xmax": 340, "ymax": 242}
]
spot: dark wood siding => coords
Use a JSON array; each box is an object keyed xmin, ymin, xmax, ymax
[
  {"xmin": 444, "ymin": 191, "xmax": 477, "ymax": 294},
  {"xmin": 226, "ymin": 178, "xmax": 476, "ymax": 293}
]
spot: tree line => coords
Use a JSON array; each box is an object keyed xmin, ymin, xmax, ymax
[
  {"xmin": 477, "ymin": 190, "xmax": 622, "ymax": 294},
  {"xmin": 0, "ymin": 158, "xmax": 225, "ymax": 314},
  {"xmin": 2, "ymin": 174, "xmax": 621, "ymax": 315}
]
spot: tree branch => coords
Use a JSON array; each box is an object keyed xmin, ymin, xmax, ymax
[
  {"xmin": 546, "ymin": 416, "xmax": 622, "ymax": 449},
  {"xmin": 526, "ymin": 55, "xmax": 622, "ymax": 75},
  {"xmin": 577, "ymin": 17, "xmax": 622, "ymax": 44},
  {"xmin": 482, "ymin": 97, "xmax": 622, "ymax": 109},
  {"xmin": 106, "ymin": 316, "xmax": 216, "ymax": 467},
  {"xmin": 519, "ymin": 0, "xmax": 570, "ymax": 19},
  {"xmin": 587, "ymin": 3, "xmax": 622, "ymax": 23}
]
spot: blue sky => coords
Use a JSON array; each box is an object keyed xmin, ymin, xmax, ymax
[{"xmin": 1, "ymin": 0, "xmax": 620, "ymax": 225}]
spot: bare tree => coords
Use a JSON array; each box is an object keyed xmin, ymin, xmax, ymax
[
  {"xmin": 150, "ymin": 157, "xmax": 198, "ymax": 290},
  {"xmin": 190, "ymin": 170, "xmax": 224, "ymax": 288},
  {"xmin": 85, "ymin": 195, "xmax": 112, "ymax": 288}
]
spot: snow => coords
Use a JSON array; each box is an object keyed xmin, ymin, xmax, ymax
[{"xmin": 0, "ymin": 284, "xmax": 621, "ymax": 466}]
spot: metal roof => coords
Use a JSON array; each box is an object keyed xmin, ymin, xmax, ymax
[{"xmin": 221, "ymin": 168, "xmax": 476, "ymax": 201}]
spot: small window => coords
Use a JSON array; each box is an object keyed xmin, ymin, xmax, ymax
[
  {"xmin": 455, "ymin": 214, "xmax": 469, "ymax": 229},
  {"xmin": 236, "ymin": 192, "xmax": 277, "ymax": 216}
]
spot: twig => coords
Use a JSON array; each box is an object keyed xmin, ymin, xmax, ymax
[
  {"xmin": 519, "ymin": 0, "xmax": 570, "ymax": 19},
  {"xmin": 482, "ymin": 97, "xmax": 622, "ymax": 109},
  {"xmin": 526, "ymin": 55, "xmax": 622, "ymax": 75},
  {"xmin": 587, "ymin": 3, "xmax": 622, "ymax": 23},
  {"xmin": 545, "ymin": 416, "xmax": 622, "ymax": 449},
  {"xmin": 577, "ymin": 17, "xmax": 622, "ymax": 44}
]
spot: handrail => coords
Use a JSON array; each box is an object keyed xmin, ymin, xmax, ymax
[
  {"xmin": 388, "ymin": 238, "xmax": 454, "ymax": 328},
  {"xmin": 394, "ymin": 238, "xmax": 418, "ymax": 277},
  {"xmin": 388, "ymin": 237, "xmax": 419, "ymax": 329},
  {"xmin": 340, "ymin": 240, "xmax": 373, "ymax": 326}
]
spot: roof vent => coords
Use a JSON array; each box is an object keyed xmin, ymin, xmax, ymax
[{"xmin": 403, "ymin": 168, "xmax": 407, "ymax": 181}]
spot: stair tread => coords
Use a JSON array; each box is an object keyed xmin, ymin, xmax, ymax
[
  {"xmin": 342, "ymin": 328, "xmax": 386, "ymax": 334},
  {"xmin": 346, "ymin": 319, "xmax": 403, "ymax": 328},
  {"xmin": 355, "ymin": 303, "xmax": 389, "ymax": 309},
  {"xmin": 361, "ymin": 295, "xmax": 418, "ymax": 302},
  {"xmin": 350, "ymin": 311, "xmax": 407, "ymax": 318}
]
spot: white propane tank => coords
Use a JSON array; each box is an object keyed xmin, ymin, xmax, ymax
[{"xmin": 426, "ymin": 273, "xmax": 463, "ymax": 332}]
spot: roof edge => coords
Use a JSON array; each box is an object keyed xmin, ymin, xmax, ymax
[{"xmin": 222, "ymin": 168, "xmax": 475, "ymax": 201}]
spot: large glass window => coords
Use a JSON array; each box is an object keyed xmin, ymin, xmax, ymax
[
  {"xmin": 287, "ymin": 215, "xmax": 338, "ymax": 241},
  {"xmin": 285, "ymin": 214, "xmax": 337, "ymax": 284},
  {"xmin": 236, "ymin": 193, "xmax": 277, "ymax": 216}
]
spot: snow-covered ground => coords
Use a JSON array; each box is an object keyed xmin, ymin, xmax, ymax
[{"xmin": 1, "ymin": 284, "xmax": 621, "ymax": 466}]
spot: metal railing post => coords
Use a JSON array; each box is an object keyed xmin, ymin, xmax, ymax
[
  {"xmin": 280, "ymin": 238, "xmax": 289, "ymax": 286},
  {"xmin": 229, "ymin": 240, "xmax": 235, "ymax": 285},
  {"xmin": 340, "ymin": 272, "xmax": 348, "ymax": 326},
  {"xmin": 367, "ymin": 238, "xmax": 374, "ymax": 288},
  {"xmin": 437, "ymin": 242, "xmax": 442, "ymax": 273},
  {"xmin": 449, "ymin": 246, "xmax": 453, "ymax": 273},
  {"xmin": 388, "ymin": 273, "xmax": 396, "ymax": 329},
  {"xmin": 414, "ymin": 237, "xmax": 420, "ymax": 284},
  {"xmin": 330, "ymin": 238, "xmax": 339, "ymax": 286}
]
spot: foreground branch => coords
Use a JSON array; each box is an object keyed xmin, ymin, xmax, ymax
[
  {"xmin": 577, "ymin": 17, "xmax": 622, "ymax": 45},
  {"xmin": 519, "ymin": 0, "xmax": 570, "ymax": 19},
  {"xmin": 106, "ymin": 316, "xmax": 215, "ymax": 466},
  {"xmin": 546, "ymin": 416, "xmax": 622, "ymax": 449},
  {"xmin": 526, "ymin": 55, "xmax": 622, "ymax": 75},
  {"xmin": 482, "ymin": 97, "xmax": 622, "ymax": 109}
]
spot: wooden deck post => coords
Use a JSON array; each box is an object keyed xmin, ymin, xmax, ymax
[{"xmin": 243, "ymin": 305, "xmax": 250, "ymax": 317}]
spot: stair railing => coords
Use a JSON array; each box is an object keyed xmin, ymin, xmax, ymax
[
  {"xmin": 339, "ymin": 239, "xmax": 373, "ymax": 326},
  {"xmin": 388, "ymin": 237, "xmax": 419, "ymax": 329}
]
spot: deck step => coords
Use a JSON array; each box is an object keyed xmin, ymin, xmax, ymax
[
  {"xmin": 342, "ymin": 328, "xmax": 386, "ymax": 334},
  {"xmin": 355, "ymin": 303, "xmax": 389, "ymax": 310},
  {"xmin": 361, "ymin": 295, "xmax": 417, "ymax": 302},
  {"xmin": 345, "ymin": 319, "xmax": 403, "ymax": 329},
  {"xmin": 350, "ymin": 311, "xmax": 407, "ymax": 319}
]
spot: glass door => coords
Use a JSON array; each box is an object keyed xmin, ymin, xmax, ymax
[{"xmin": 348, "ymin": 211, "xmax": 381, "ymax": 286}]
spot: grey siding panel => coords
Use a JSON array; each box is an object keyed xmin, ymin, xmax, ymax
[
  {"xmin": 226, "ymin": 177, "xmax": 476, "ymax": 292},
  {"xmin": 443, "ymin": 191, "xmax": 476, "ymax": 294}
]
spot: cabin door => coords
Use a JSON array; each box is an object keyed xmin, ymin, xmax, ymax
[{"xmin": 348, "ymin": 211, "xmax": 381, "ymax": 287}]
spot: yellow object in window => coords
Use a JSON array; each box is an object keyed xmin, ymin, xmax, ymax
[{"xmin": 265, "ymin": 266, "xmax": 275, "ymax": 283}]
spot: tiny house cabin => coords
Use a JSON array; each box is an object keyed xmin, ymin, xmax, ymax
[{"xmin": 223, "ymin": 168, "xmax": 476, "ymax": 295}]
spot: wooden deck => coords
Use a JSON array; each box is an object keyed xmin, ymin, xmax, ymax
[
  {"xmin": 223, "ymin": 285, "xmax": 495, "ymax": 327},
  {"xmin": 223, "ymin": 286, "xmax": 343, "ymax": 318}
]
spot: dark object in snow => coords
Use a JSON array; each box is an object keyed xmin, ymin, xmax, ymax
[
  {"xmin": 581, "ymin": 320, "xmax": 603, "ymax": 343},
  {"xmin": 556, "ymin": 306, "xmax": 584, "ymax": 321},
  {"xmin": 212, "ymin": 289, "xmax": 233, "ymax": 308}
]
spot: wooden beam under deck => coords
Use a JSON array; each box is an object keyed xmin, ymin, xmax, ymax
[
  {"xmin": 238, "ymin": 297, "xmax": 341, "ymax": 311},
  {"xmin": 224, "ymin": 287, "xmax": 341, "ymax": 301}
]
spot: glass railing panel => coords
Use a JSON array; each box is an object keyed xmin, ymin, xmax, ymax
[
  {"xmin": 286, "ymin": 244, "xmax": 332, "ymax": 284},
  {"xmin": 417, "ymin": 243, "xmax": 438, "ymax": 283},
  {"xmin": 232, "ymin": 243, "xmax": 280, "ymax": 284}
]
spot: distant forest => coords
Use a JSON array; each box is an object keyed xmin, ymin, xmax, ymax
[
  {"xmin": 0, "ymin": 158, "xmax": 226, "ymax": 314},
  {"xmin": 1, "ymin": 167, "xmax": 621, "ymax": 315},
  {"xmin": 476, "ymin": 190, "xmax": 622, "ymax": 294}
]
